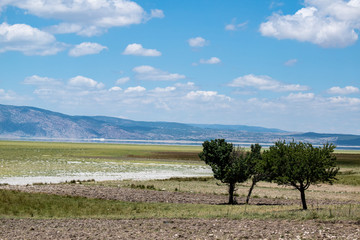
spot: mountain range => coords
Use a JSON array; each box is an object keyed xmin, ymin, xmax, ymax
[{"xmin": 1, "ymin": 104, "xmax": 360, "ymax": 148}]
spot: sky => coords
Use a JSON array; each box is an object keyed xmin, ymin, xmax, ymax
[{"xmin": 0, "ymin": 0, "xmax": 360, "ymax": 134}]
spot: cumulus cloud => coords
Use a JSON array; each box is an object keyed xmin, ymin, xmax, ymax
[
  {"xmin": 0, "ymin": 22, "xmax": 65, "ymax": 55},
  {"xmin": 328, "ymin": 86, "xmax": 360, "ymax": 95},
  {"xmin": 69, "ymin": 42, "xmax": 107, "ymax": 57},
  {"xmin": 186, "ymin": 90, "xmax": 231, "ymax": 102},
  {"xmin": 116, "ymin": 77, "xmax": 130, "ymax": 85},
  {"xmin": 20, "ymin": 74, "xmax": 235, "ymax": 119},
  {"xmin": 199, "ymin": 57, "xmax": 221, "ymax": 64},
  {"xmin": 109, "ymin": 86, "xmax": 122, "ymax": 91},
  {"xmin": 122, "ymin": 43, "xmax": 161, "ymax": 56},
  {"xmin": 328, "ymin": 96, "xmax": 360, "ymax": 105},
  {"xmin": 188, "ymin": 37, "xmax": 207, "ymax": 47},
  {"xmin": 152, "ymin": 86, "xmax": 176, "ymax": 93},
  {"xmin": 228, "ymin": 74, "xmax": 309, "ymax": 92},
  {"xmin": 1, "ymin": 0, "xmax": 164, "ymax": 37},
  {"xmin": 283, "ymin": 92, "xmax": 315, "ymax": 101},
  {"xmin": 124, "ymin": 86, "xmax": 146, "ymax": 93},
  {"xmin": 133, "ymin": 65, "xmax": 186, "ymax": 81},
  {"xmin": 260, "ymin": 0, "xmax": 360, "ymax": 48},
  {"xmin": 68, "ymin": 76, "xmax": 104, "ymax": 89}
]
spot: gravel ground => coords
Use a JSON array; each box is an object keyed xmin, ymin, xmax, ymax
[{"xmin": 1, "ymin": 218, "xmax": 359, "ymax": 239}]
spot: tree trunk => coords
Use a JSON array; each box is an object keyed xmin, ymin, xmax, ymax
[
  {"xmin": 300, "ymin": 186, "xmax": 307, "ymax": 210},
  {"xmin": 246, "ymin": 178, "xmax": 256, "ymax": 204},
  {"xmin": 228, "ymin": 182, "xmax": 236, "ymax": 204}
]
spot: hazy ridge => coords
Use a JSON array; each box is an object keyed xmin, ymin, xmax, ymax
[{"xmin": 1, "ymin": 104, "xmax": 360, "ymax": 148}]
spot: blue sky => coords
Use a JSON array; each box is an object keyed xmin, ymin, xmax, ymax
[{"xmin": 0, "ymin": 0, "xmax": 359, "ymax": 134}]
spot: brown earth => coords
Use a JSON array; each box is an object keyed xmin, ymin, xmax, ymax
[
  {"xmin": 1, "ymin": 184, "xmax": 360, "ymax": 239},
  {"xmin": 1, "ymin": 184, "xmax": 359, "ymax": 206},
  {"xmin": 1, "ymin": 218, "xmax": 359, "ymax": 239}
]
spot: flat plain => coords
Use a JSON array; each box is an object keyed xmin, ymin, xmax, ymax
[{"xmin": 0, "ymin": 140, "xmax": 360, "ymax": 239}]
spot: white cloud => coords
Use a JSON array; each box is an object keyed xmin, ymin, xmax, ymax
[
  {"xmin": 116, "ymin": 77, "xmax": 130, "ymax": 85},
  {"xmin": 284, "ymin": 59, "xmax": 298, "ymax": 66},
  {"xmin": 228, "ymin": 74, "xmax": 309, "ymax": 92},
  {"xmin": 150, "ymin": 9, "xmax": 165, "ymax": 18},
  {"xmin": 188, "ymin": 37, "xmax": 207, "ymax": 47},
  {"xmin": 23, "ymin": 75, "xmax": 61, "ymax": 86},
  {"xmin": 175, "ymin": 82, "xmax": 196, "ymax": 89},
  {"xmin": 328, "ymin": 96, "xmax": 360, "ymax": 105},
  {"xmin": 68, "ymin": 76, "xmax": 104, "ymax": 89},
  {"xmin": 152, "ymin": 86, "xmax": 176, "ymax": 93},
  {"xmin": 186, "ymin": 91, "xmax": 231, "ymax": 102},
  {"xmin": 15, "ymin": 72, "xmax": 360, "ymax": 134},
  {"xmin": 123, "ymin": 43, "xmax": 161, "ymax": 56},
  {"xmin": 199, "ymin": 57, "xmax": 221, "ymax": 64},
  {"xmin": 124, "ymin": 86, "xmax": 146, "ymax": 93},
  {"xmin": 260, "ymin": 0, "xmax": 360, "ymax": 48},
  {"xmin": 0, "ymin": 89, "xmax": 24, "ymax": 101},
  {"xmin": 225, "ymin": 19, "xmax": 248, "ymax": 31},
  {"xmin": 69, "ymin": 42, "xmax": 107, "ymax": 57},
  {"xmin": 2, "ymin": 0, "xmax": 164, "ymax": 37},
  {"xmin": 0, "ymin": 22, "xmax": 65, "ymax": 55},
  {"xmin": 109, "ymin": 86, "xmax": 122, "ymax": 91},
  {"xmin": 283, "ymin": 92, "xmax": 315, "ymax": 101},
  {"xmin": 133, "ymin": 65, "xmax": 186, "ymax": 81},
  {"xmin": 47, "ymin": 23, "xmax": 83, "ymax": 35},
  {"xmin": 328, "ymin": 86, "xmax": 360, "ymax": 95}
]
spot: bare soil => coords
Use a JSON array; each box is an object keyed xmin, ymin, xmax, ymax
[
  {"xmin": 1, "ymin": 184, "xmax": 360, "ymax": 239},
  {"xmin": 1, "ymin": 184, "xmax": 359, "ymax": 206},
  {"xmin": 1, "ymin": 218, "xmax": 359, "ymax": 239}
]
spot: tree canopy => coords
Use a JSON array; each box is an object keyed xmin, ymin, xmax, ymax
[
  {"xmin": 199, "ymin": 139, "xmax": 249, "ymax": 204},
  {"xmin": 264, "ymin": 140, "xmax": 339, "ymax": 210},
  {"xmin": 245, "ymin": 143, "xmax": 276, "ymax": 204}
]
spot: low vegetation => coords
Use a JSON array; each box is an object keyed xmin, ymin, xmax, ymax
[
  {"xmin": 1, "ymin": 188, "xmax": 359, "ymax": 221},
  {"xmin": 0, "ymin": 140, "xmax": 359, "ymax": 223}
]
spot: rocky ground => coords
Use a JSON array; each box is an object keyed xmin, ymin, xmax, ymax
[
  {"xmin": 1, "ymin": 218, "xmax": 359, "ymax": 239},
  {"xmin": 1, "ymin": 184, "xmax": 360, "ymax": 239}
]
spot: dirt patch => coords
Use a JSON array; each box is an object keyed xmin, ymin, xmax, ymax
[
  {"xmin": 1, "ymin": 218, "xmax": 359, "ymax": 239},
  {"xmin": 1, "ymin": 184, "xmax": 359, "ymax": 206}
]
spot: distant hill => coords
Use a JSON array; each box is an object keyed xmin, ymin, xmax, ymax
[
  {"xmin": 0, "ymin": 104, "xmax": 359, "ymax": 147},
  {"xmin": 294, "ymin": 132, "xmax": 360, "ymax": 146},
  {"xmin": 190, "ymin": 124, "xmax": 285, "ymax": 133},
  {"xmin": 0, "ymin": 104, "xmax": 285, "ymax": 141}
]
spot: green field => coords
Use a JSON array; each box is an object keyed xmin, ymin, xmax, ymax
[
  {"xmin": 0, "ymin": 141, "xmax": 209, "ymax": 184},
  {"xmin": 0, "ymin": 140, "xmax": 360, "ymax": 221},
  {"xmin": 1, "ymin": 140, "xmax": 359, "ymax": 185}
]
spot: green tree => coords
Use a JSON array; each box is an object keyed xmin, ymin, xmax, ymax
[
  {"xmin": 199, "ymin": 139, "xmax": 249, "ymax": 204},
  {"xmin": 245, "ymin": 143, "xmax": 275, "ymax": 204},
  {"xmin": 265, "ymin": 140, "xmax": 339, "ymax": 210}
]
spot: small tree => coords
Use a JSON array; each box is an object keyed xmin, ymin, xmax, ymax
[
  {"xmin": 199, "ymin": 139, "xmax": 249, "ymax": 204},
  {"xmin": 265, "ymin": 140, "xmax": 339, "ymax": 210},
  {"xmin": 245, "ymin": 143, "xmax": 275, "ymax": 204}
]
